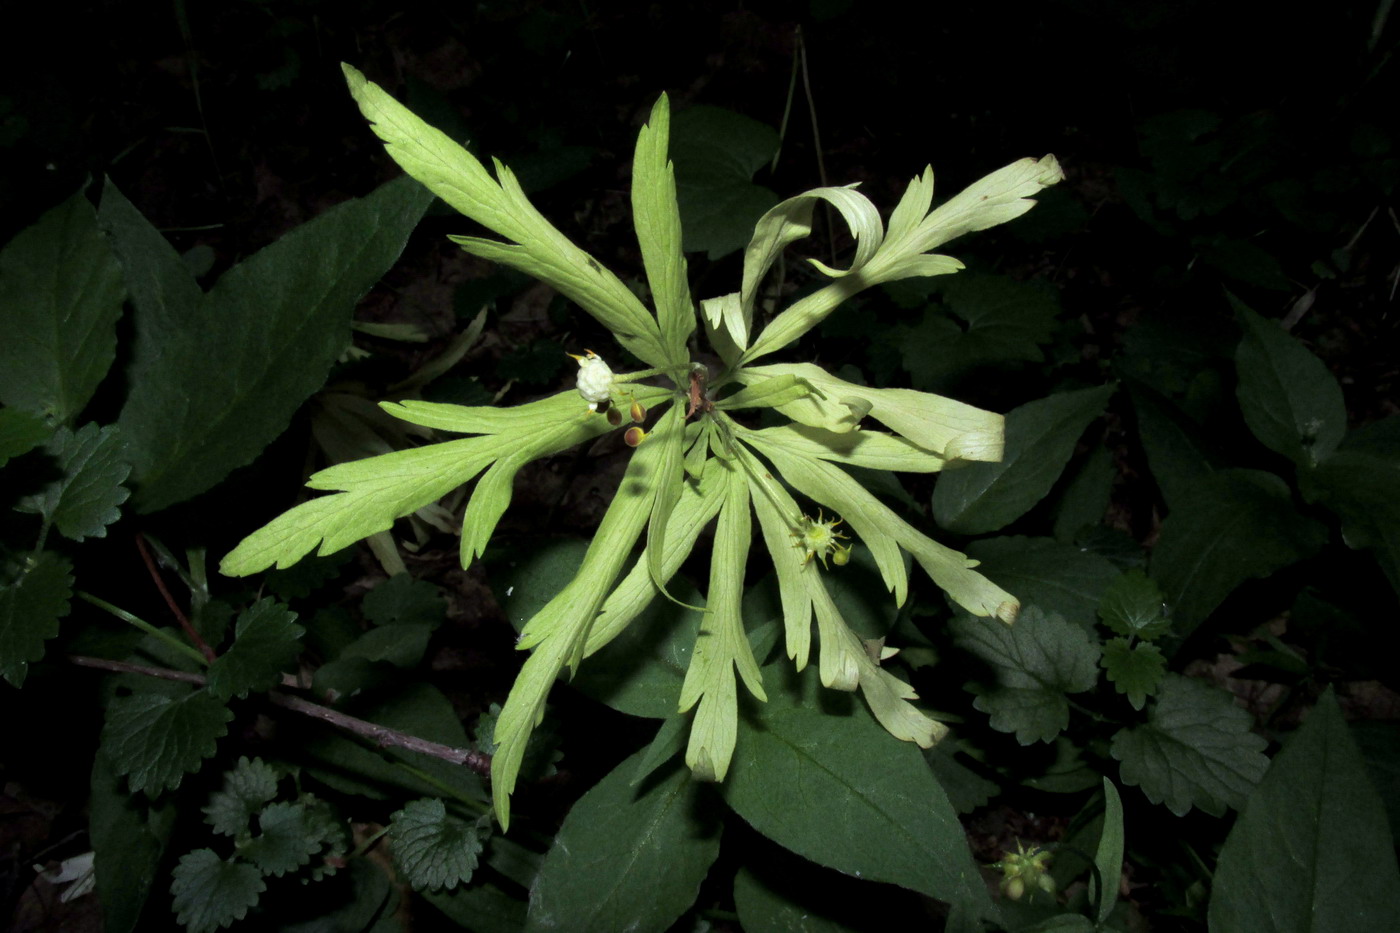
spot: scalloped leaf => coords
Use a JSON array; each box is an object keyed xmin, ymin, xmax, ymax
[
  {"xmin": 389, "ymin": 798, "xmax": 483, "ymax": 892},
  {"xmin": 16, "ymin": 423, "xmax": 131, "ymax": 541},
  {"xmin": 0, "ymin": 551, "xmax": 73, "ymax": 687},
  {"xmin": 170, "ymin": 849, "xmax": 264, "ymax": 933},
  {"xmin": 203, "ymin": 756, "xmax": 281, "ymax": 837},
  {"xmin": 102, "ymin": 689, "xmax": 233, "ymax": 795},
  {"xmin": 206, "ymin": 598, "xmax": 304, "ymax": 700}
]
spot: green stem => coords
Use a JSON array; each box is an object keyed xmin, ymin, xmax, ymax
[
  {"xmin": 76, "ymin": 591, "xmax": 209, "ymax": 667},
  {"xmin": 391, "ymin": 760, "xmax": 489, "ymax": 814},
  {"xmin": 349, "ymin": 825, "xmax": 390, "ymax": 858}
]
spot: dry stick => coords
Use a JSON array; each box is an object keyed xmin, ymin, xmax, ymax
[
  {"xmin": 134, "ymin": 533, "xmax": 217, "ymax": 663},
  {"xmin": 68, "ymin": 655, "xmax": 492, "ymax": 777}
]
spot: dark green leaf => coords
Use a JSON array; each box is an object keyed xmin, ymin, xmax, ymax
[
  {"xmin": 1210, "ymin": 689, "xmax": 1400, "ymax": 931},
  {"xmin": 0, "ymin": 189, "xmax": 124, "ymax": 422},
  {"xmin": 206, "ymin": 598, "xmax": 304, "ymax": 700},
  {"xmin": 932, "ymin": 385, "xmax": 1115, "ymax": 535},
  {"xmin": 242, "ymin": 801, "xmax": 322, "ymax": 877},
  {"xmin": 170, "ymin": 849, "xmax": 265, "ymax": 933},
  {"xmin": 671, "ymin": 106, "xmax": 779, "ymax": 259},
  {"xmin": 721, "ymin": 666, "xmax": 993, "ymax": 917},
  {"xmin": 494, "ymin": 537, "xmax": 590, "ymax": 633},
  {"xmin": 0, "ymin": 551, "xmax": 73, "ymax": 687},
  {"xmin": 1110, "ymin": 674, "xmax": 1268, "ymax": 816},
  {"xmin": 1352, "ymin": 722, "xmax": 1400, "ymax": 842},
  {"xmin": 1097, "ymin": 569, "xmax": 1170, "ymax": 639},
  {"xmin": 102, "ymin": 688, "xmax": 233, "ymax": 794},
  {"xmin": 951, "ymin": 606, "xmax": 1101, "ymax": 744},
  {"xmin": 527, "ymin": 751, "xmax": 721, "ymax": 933},
  {"xmin": 203, "ymin": 756, "xmax": 281, "ymax": 836},
  {"xmin": 964, "ymin": 537, "xmax": 1121, "ymax": 632},
  {"xmin": 363, "ymin": 572, "xmax": 447, "ymax": 628},
  {"xmin": 1093, "ymin": 779, "xmax": 1124, "ymax": 925},
  {"xmin": 1150, "ymin": 469, "xmax": 1326, "ymax": 636},
  {"xmin": 1127, "ymin": 382, "xmax": 1222, "ymax": 511},
  {"xmin": 1100, "ymin": 638, "xmax": 1166, "ymax": 710},
  {"xmin": 388, "ymin": 798, "xmax": 482, "ymax": 892},
  {"xmin": 340, "ymin": 624, "xmax": 432, "ymax": 670},
  {"xmin": 1051, "ymin": 443, "xmax": 1116, "ymax": 541},
  {"xmin": 114, "ymin": 175, "xmax": 433, "ymax": 512},
  {"xmin": 900, "ymin": 274, "xmax": 1060, "ymax": 389},
  {"xmin": 424, "ymin": 883, "xmax": 526, "ymax": 933},
  {"xmin": 0, "ymin": 408, "xmax": 52, "ymax": 467},
  {"xmin": 733, "ymin": 864, "xmax": 865, "ymax": 933},
  {"xmin": 925, "ymin": 744, "xmax": 1000, "ymax": 814},
  {"xmin": 632, "ymin": 715, "xmax": 687, "ymax": 786},
  {"xmin": 90, "ymin": 750, "xmax": 177, "ymax": 933},
  {"xmin": 278, "ymin": 859, "xmax": 392, "ymax": 933},
  {"xmin": 1305, "ymin": 417, "xmax": 1400, "ymax": 599},
  {"xmin": 16, "ymin": 423, "xmax": 131, "ymax": 541},
  {"xmin": 1234, "ymin": 303, "xmax": 1346, "ymax": 467}
]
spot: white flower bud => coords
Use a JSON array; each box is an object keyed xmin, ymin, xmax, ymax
[{"xmin": 571, "ymin": 350, "xmax": 614, "ymax": 411}]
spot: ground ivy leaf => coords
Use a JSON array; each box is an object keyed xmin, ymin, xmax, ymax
[
  {"xmin": 113, "ymin": 175, "xmax": 433, "ymax": 512},
  {"xmin": 0, "ymin": 551, "xmax": 73, "ymax": 687},
  {"xmin": 102, "ymin": 689, "xmax": 233, "ymax": 795},
  {"xmin": 951, "ymin": 605, "xmax": 1101, "ymax": 744},
  {"xmin": 1097, "ymin": 569, "xmax": 1171, "ymax": 640},
  {"xmin": 241, "ymin": 801, "xmax": 321, "ymax": 877},
  {"xmin": 206, "ymin": 598, "xmax": 304, "ymax": 700},
  {"xmin": 1150, "ymin": 469, "xmax": 1325, "ymax": 637},
  {"xmin": 721, "ymin": 666, "xmax": 994, "ymax": 919},
  {"xmin": 1110, "ymin": 674, "xmax": 1268, "ymax": 816},
  {"xmin": 16, "ymin": 423, "xmax": 131, "ymax": 541},
  {"xmin": 362, "ymin": 572, "xmax": 447, "ymax": 628},
  {"xmin": 389, "ymin": 798, "xmax": 483, "ymax": 892},
  {"xmin": 1100, "ymin": 638, "xmax": 1166, "ymax": 710},
  {"xmin": 0, "ymin": 408, "xmax": 53, "ymax": 467},
  {"xmin": 1234, "ymin": 302, "xmax": 1347, "ymax": 467},
  {"xmin": 1210, "ymin": 689, "xmax": 1400, "ymax": 930},
  {"xmin": 932, "ymin": 385, "xmax": 1115, "ymax": 535},
  {"xmin": 527, "ymin": 750, "xmax": 721, "ymax": 933},
  {"xmin": 203, "ymin": 756, "xmax": 281, "ymax": 837},
  {"xmin": 0, "ymin": 189, "xmax": 125, "ymax": 422},
  {"xmin": 170, "ymin": 849, "xmax": 264, "ymax": 933}
]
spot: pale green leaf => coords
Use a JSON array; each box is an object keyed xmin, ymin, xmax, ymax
[
  {"xmin": 1209, "ymin": 689, "xmax": 1400, "ymax": 931},
  {"xmin": 740, "ymin": 362, "xmax": 1003, "ymax": 461},
  {"xmin": 16, "ymin": 423, "xmax": 131, "ymax": 541},
  {"xmin": 743, "ymin": 423, "xmax": 947, "ymax": 472},
  {"xmin": 1234, "ymin": 303, "xmax": 1346, "ymax": 467},
  {"xmin": 1110, "ymin": 674, "xmax": 1269, "ymax": 816},
  {"xmin": 170, "ymin": 850, "xmax": 264, "ymax": 933},
  {"xmin": 103, "ymin": 689, "xmax": 233, "ymax": 795},
  {"xmin": 0, "ymin": 551, "xmax": 73, "ymax": 687},
  {"xmin": 0, "ymin": 189, "xmax": 124, "ymax": 422},
  {"xmin": 527, "ymin": 750, "xmax": 721, "ymax": 933},
  {"xmin": 932, "ymin": 385, "xmax": 1115, "ymax": 535},
  {"xmin": 389, "ymin": 798, "xmax": 482, "ymax": 892},
  {"xmin": 721, "ymin": 665, "xmax": 993, "ymax": 918},
  {"xmin": 115, "ymin": 174, "xmax": 433, "ymax": 512},
  {"xmin": 951, "ymin": 606, "xmax": 1100, "ymax": 744},
  {"xmin": 894, "ymin": 154, "xmax": 1065, "ymax": 257},
  {"xmin": 205, "ymin": 598, "xmax": 304, "ymax": 700},
  {"xmin": 645, "ymin": 405, "xmax": 688, "ymax": 595},
  {"xmin": 632, "ymin": 93, "xmax": 695, "ymax": 363}
]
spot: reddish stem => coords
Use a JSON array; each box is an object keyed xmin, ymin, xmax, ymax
[{"xmin": 136, "ymin": 533, "xmax": 217, "ymax": 663}]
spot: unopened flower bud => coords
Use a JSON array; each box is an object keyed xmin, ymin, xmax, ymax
[
  {"xmin": 630, "ymin": 400, "xmax": 647, "ymax": 423},
  {"xmin": 606, "ymin": 407, "xmax": 623, "ymax": 426},
  {"xmin": 624, "ymin": 427, "xmax": 647, "ymax": 447}
]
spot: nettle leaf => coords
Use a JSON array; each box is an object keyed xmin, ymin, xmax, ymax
[
  {"xmin": 388, "ymin": 798, "xmax": 483, "ymax": 892},
  {"xmin": 951, "ymin": 605, "xmax": 1101, "ymax": 744},
  {"xmin": 1305, "ymin": 417, "xmax": 1400, "ymax": 600},
  {"xmin": 363, "ymin": 572, "xmax": 446, "ymax": 628},
  {"xmin": 964, "ymin": 536, "xmax": 1121, "ymax": 632},
  {"xmin": 0, "ymin": 408, "xmax": 53, "ymax": 467},
  {"xmin": 102, "ymin": 689, "xmax": 233, "ymax": 795},
  {"xmin": 1110, "ymin": 674, "xmax": 1269, "ymax": 816},
  {"xmin": 1151, "ymin": 469, "xmax": 1326, "ymax": 636},
  {"xmin": 1210, "ymin": 689, "xmax": 1400, "ymax": 930},
  {"xmin": 16, "ymin": 423, "xmax": 131, "ymax": 541},
  {"xmin": 0, "ymin": 188, "xmax": 124, "ymax": 422},
  {"xmin": 933, "ymin": 384, "xmax": 1115, "ymax": 535},
  {"xmin": 203, "ymin": 756, "xmax": 281, "ymax": 836},
  {"xmin": 1234, "ymin": 302, "xmax": 1346, "ymax": 467},
  {"xmin": 170, "ymin": 849, "xmax": 265, "ymax": 933},
  {"xmin": 1128, "ymin": 382, "xmax": 1223, "ymax": 511},
  {"xmin": 206, "ymin": 598, "xmax": 304, "ymax": 700},
  {"xmin": 110, "ymin": 174, "xmax": 433, "ymax": 512},
  {"xmin": 1100, "ymin": 638, "xmax": 1166, "ymax": 710},
  {"xmin": 721, "ymin": 665, "xmax": 993, "ymax": 919},
  {"xmin": 1051, "ymin": 442, "xmax": 1116, "ymax": 541},
  {"xmin": 241, "ymin": 801, "xmax": 322, "ymax": 877},
  {"xmin": 1097, "ymin": 568, "xmax": 1171, "ymax": 639},
  {"xmin": 670, "ymin": 105, "xmax": 780, "ymax": 260},
  {"xmin": 0, "ymin": 551, "xmax": 73, "ymax": 687},
  {"xmin": 527, "ymin": 750, "xmax": 721, "ymax": 933}
]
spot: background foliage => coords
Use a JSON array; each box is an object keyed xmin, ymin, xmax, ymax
[{"xmin": 2, "ymin": 1, "xmax": 1398, "ymax": 931}]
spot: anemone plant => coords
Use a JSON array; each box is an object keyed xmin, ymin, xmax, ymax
[{"xmin": 221, "ymin": 64, "xmax": 1064, "ymax": 829}]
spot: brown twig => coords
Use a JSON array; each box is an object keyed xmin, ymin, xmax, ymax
[
  {"xmin": 67, "ymin": 655, "xmax": 492, "ymax": 777},
  {"xmin": 135, "ymin": 533, "xmax": 217, "ymax": 663}
]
